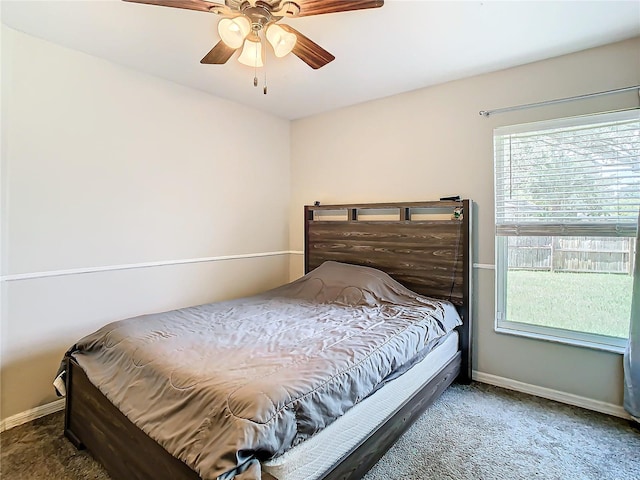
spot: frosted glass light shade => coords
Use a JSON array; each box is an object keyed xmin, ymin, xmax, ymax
[
  {"xmin": 238, "ymin": 38, "xmax": 264, "ymax": 67},
  {"xmin": 218, "ymin": 16, "xmax": 251, "ymax": 49},
  {"xmin": 266, "ymin": 24, "xmax": 297, "ymax": 57}
]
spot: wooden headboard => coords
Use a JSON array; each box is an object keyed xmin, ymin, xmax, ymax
[{"xmin": 304, "ymin": 199, "xmax": 473, "ymax": 382}]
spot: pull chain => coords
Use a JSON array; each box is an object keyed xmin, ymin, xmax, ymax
[
  {"xmin": 248, "ymin": 29, "xmax": 267, "ymax": 94},
  {"xmin": 263, "ymin": 43, "xmax": 268, "ymax": 95},
  {"xmin": 253, "ymin": 31, "xmax": 259, "ymax": 87},
  {"xmin": 253, "ymin": 50, "xmax": 258, "ymax": 87}
]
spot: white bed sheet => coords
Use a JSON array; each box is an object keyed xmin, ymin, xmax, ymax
[{"xmin": 262, "ymin": 331, "xmax": 459, "ymax": 480}]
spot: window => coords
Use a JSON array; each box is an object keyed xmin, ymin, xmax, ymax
[{"xmin": 494, "ymin": 109, "xmax": 640, "ymax": 351}]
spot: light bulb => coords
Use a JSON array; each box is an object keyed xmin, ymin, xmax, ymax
[
  {"xmin": 266, "ymin": 24, "xmax": 297, "ymax": 57},
  {"xmin": 238, "ymin": 37, "xmax": 264, "ymax": 67},
  {"xmin": 217, "ymin": 16, "xmax": 250, "ymax": 49}
]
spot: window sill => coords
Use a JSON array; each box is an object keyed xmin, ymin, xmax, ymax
[{"xmin": 495, "ymin": 322, "xmax": 627, "ymax": 354}]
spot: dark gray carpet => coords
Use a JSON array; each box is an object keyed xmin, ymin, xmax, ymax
[{"xmin": 1, "ymin": 382, "xmax": 638, "ymax": 480}]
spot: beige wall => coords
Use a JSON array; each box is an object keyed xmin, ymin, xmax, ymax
[
  {"xmin": 0, "ymin": 27, "xmax": 291, "ymax": 420},
  {"xmin": 289, "ymin": 37, "xmax": 640, "ymax": 408}
]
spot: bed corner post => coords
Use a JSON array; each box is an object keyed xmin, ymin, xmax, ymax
[
  {"xmin": 63, "ymin": 356, "xmax": 85, "ymax": 449},
  {"xmin": 304, "ymin": 205, "xmax": 312, "ymax": 274},
  {"xmin": 458, "ymin": 199, "xmax": 473, "ymax": 384}
]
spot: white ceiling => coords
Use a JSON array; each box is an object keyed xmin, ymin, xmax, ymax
[{"xmin": 2, "ymin": 1, "xmax": 639, "ymax": 119}]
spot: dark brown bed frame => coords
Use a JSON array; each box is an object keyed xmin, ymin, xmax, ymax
[{"xmin": 64, "ymin": 199, "xmax": 473, "ymax": 480}]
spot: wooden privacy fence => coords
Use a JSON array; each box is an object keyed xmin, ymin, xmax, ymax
[{"xmin": 508, "ymin": 236, "xmax": 637, "ymax": 274}]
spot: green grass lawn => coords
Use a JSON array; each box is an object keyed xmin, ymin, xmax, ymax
[{"xmin": 506, "ymin": 270, "xmax": 633, "ymax": 339}]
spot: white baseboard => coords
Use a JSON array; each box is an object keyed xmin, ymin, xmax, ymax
[
  {"xmin": 0, "ymin": 398, "xmax": 65, "ymax": 433},
  {"xmin": 473, "ymin": 371, "xmax": 631, "ymax": 420}
]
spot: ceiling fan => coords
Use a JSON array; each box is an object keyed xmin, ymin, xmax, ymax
[{"xmin": 123, "ymin": 1, "xmax": 384, "ymax": 70}]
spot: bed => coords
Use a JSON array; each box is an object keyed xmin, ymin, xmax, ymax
[{"xmin": 61, "ymin": 199, "xmax": 472, "ymax": 480}]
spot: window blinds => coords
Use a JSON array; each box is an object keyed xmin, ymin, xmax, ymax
[{"xmin": 494, "ymin": 109, "xmax": 640, "ymax": 236}]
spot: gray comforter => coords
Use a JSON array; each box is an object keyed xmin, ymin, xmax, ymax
[{"xmin": 63, "ymin": 261, "xmax": 461, "ymax": 479}]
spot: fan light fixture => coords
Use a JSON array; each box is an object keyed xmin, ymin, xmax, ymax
[
  {"xmin": 237, "ymin": 35, "xmax": 264, "ymax": 67},
  {"xmin": 265, "ymin": 24, "xmax": 297, "ymax": 58},
  {"xmin": 217, "ymin": 15, "xmax": 297, "ymax": 67},
  {"xmin": 217, "ymin": 16, "xmax": 251, "ymax": 49}
]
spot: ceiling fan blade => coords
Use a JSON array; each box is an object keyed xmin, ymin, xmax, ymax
[
  {"xmin": 200, "ymin": 41, "xmax": 237, "ymax": 64},
  {"xmin": 122, "ymin": 0, "xmax": 230, "ymax": 14},
  {"xmin": 295, "ymin": 0, "xmax": 383, "ymax": 17},
  {"xmin": 279, "ymin": 25, "xmax": 335, "ymax": 69}
]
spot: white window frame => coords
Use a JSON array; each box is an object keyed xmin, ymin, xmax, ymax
[{"xmin": 494, "ymin": 109, "xmax": 640, "ymax": 353}]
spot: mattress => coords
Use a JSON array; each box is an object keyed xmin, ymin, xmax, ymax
[{"xmin": 263, "ymin": 331, "xmax": 459, "ymax": 480}]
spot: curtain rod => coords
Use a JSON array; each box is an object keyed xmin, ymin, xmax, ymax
[{"xmin": 479, "ymin": 85, "xmax": 640, "ymax": 117}]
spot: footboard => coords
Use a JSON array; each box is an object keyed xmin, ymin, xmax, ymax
[{"xmin": 65, "ymin": 356, "xmax": 205, "ymax": 480}]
